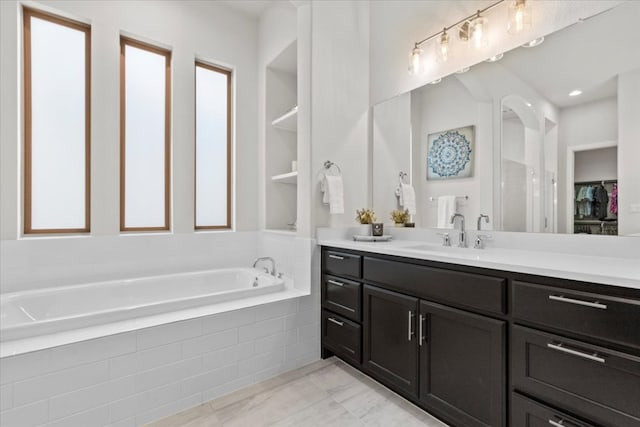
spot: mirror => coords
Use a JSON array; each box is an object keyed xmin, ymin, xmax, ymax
[{"xmin": 372, "ymin": 1, "xmax": 640, "ymax": 236}]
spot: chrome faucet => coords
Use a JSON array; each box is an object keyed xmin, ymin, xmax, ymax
[
  {"xmin": 253, "ymin": 257, "xmax": 276, "ymax": 276},
  {"xmin": 450, "ymin": 213, "xmax": 467, "ymax": 248},
  {"xmin": 477, "ymin": 214, "xmax": 490, "ymax": 231}
]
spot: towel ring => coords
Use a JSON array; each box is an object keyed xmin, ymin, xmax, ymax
[
  {"xmin": 323, "ymin": 160, "xmax": 342, "ymax": 175},
  {"xmin": 398, "ymin": 172, "xmax": 408, "ymax": 185}
]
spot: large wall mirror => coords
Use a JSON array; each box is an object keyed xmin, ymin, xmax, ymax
[{"xmin": 373, "ymin": 1, "xmax": 640, "ymax": 237}]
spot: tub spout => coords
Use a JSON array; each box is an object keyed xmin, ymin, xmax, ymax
[{"xmin": 253, "ymin": 257, "xmax": 276, "ymax": 276}]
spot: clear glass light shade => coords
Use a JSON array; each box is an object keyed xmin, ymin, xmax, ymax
[
  {"xmin": 408, "ymin": 46, "xmax": 424, "ymax": 75},
  {"xmin": 435, "ymin": 31, "xmax": 452, "ymax": 62},
  {"xmin": 508, "ymin": 0, "xmax": 532, "ymax": 34},
  {"xmin": 470, "ymin": 16, "xmax": 489, "ymax": 49}
]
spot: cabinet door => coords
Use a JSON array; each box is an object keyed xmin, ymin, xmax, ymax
[
  {"xmin": 419, "ymin": 300, "xmax": 506, "ymax": 427},
  {"xmin": 363, "ymin": 285, "xmax": 419, "ymax": 396}
]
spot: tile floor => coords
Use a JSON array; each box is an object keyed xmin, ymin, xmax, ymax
[{"xmin": 147, "ymin": 357, "xmax": 448, "ymax": 427}]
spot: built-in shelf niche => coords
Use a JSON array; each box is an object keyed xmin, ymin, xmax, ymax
[
  {"xmin": 271, "ymin": 106, "xmax": 298, "ymax": 132},
  {"xmin": 271, "ymin": 171, "xmax": 298, "ymax": 184},
  {"xmin": 265, "ymin": 40, "xmax": 298, "ymax": 232}
]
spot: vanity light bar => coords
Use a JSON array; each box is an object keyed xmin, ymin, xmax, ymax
[{"xmin": 409, "ymin": 0, "xmax": 535, "ymax": 75}]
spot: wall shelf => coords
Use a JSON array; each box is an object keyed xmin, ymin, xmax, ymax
[
  {"xmin": 271, "ymin": 171, "xmax": 298, "ymax": 184},
  {"xmin": 271, "ymin": 106, "xmax": 298, "ymax": 132}
]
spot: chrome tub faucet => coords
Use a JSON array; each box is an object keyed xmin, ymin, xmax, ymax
[{"xmin": 253, "ymin": 257, "xmax": 276, "ymax": 276}]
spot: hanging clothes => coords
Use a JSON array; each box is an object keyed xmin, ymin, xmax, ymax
[
  {"xmin": 592, "ymin": 184, "xmax": 609, "ymax": 219},
  {"xmin": 610, "ymin": 183, "xmax": 618, "ymax": 215}
]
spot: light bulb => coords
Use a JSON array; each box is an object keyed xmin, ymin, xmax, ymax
[
  {"xmin": 408, "ymin": 45, "xmax": 423, "ymax": 75},
  {"xmin": 469, "ymin": 14, "xmax": 488, "ymax": 49},
  {"xmin": 508, "ymin": 0, "xmax": 531, "ymax": 34},
  {"xmin": 435, "ymin": 29, "xmax": 451, "ymax": 62}
]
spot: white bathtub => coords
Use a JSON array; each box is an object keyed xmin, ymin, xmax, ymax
[{"xmin": 0, "ymin": 268, "xmax": 285, "ymax": 342}]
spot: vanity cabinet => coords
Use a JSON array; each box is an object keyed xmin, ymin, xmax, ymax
[
  {"xmin": 320, "ymin": 246, "xmax": 640, "ymax": 427},
  {"xmin": 419, "ymin": 301, "xmax": 505, "ymax": 427},
  {"xmin": 362, "ymin": 285, "xmax": 419, "ymax": 396}
]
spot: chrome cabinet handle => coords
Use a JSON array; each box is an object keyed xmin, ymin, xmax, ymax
[
  {"xmin": 547, "ymin": 343, "xmax": 605, "ymax": 364},
  {"xmin": 548, "ymin": 294, "xmax": 607, "ymax": 310},
  {"xmin": 549, "ymin": 419, "xmax": 577, "ymax": 427},
  {"xmin": 328, "ymin": 254, "xmax": 345, "ymax": 260},
  {"xmin": 408, "ymin": 311, "xmax": 415, "ymax": 341},
  {"xmin": 418, "ymin": 314, "xmax": 425, "ymax": 346},
  {"xmin": 328, "ymin": 317, "xmax": 344, "ymax": 327},
  {"xmin": 327, "ymin": 279, "xmax": 344, "ymax": 287}
]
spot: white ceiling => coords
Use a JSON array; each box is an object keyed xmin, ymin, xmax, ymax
[
  {"xmin": 497, "ymin": 2, "xmax": 640, "ymax": 108},
  {"xmin": 219, "ymin": 0, "xmax": 278, "ymax": 18}
]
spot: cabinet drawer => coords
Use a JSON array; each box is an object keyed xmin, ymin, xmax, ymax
[
  {"xmin": 511, "ymin": 393, "xmax": 595, "ymax": 427},
  {"xmin": 322, "ymin": 310, "xmax": 361, "ymax": 365},
  {"xmin": 512, "ymin": 325, "xmax": 640, "ymax": 427},
  {"xmin": 322, "ymin": 275, "xmax": 361, "ymax": 322},
  {"xmin": 363, "ymin": 257, "xmax": 506, "ymax": 314},
  {"xmin": 323, "ymin": 250, "xmax": 361, "ymax": 279},
  {"xmin": 512, "ymin": 281, "xmax": 640, "ymax": 349}
]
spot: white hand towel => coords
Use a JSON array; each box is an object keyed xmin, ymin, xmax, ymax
[
  {"xmin": 400, "ymin": 183, "xmax": 416, "ymax": 215},
  {"xmin": 437, "ymin": 196, "xmax": 457, "ymax": 229},
  {"xmin": 321, "ymin": 175, "xmax": 345, "ymax": 214}
]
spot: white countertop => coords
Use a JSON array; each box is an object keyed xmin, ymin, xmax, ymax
[{"xmin": 317, "ymin": 237, "xmax": 640, "ymax": 290}]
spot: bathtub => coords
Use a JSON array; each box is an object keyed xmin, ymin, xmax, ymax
[{"xmin": 0, "ymin": 268, "xmax": 285, "ymax": 342}]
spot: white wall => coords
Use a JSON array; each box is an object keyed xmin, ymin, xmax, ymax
[
  {"xmin": 618, "ymin": 69, "xmax": 640, "ymax": 236},
  {"xmin": 410, "ymin": 77, "xmax": 492, "ymax": 228},
  {"xmin": 0, "ymin": 0, "xmax": 259, "ymax": 239},
  {"xmin": 574, "ymin": 147, "xmax": 617, "ymax": 183},
  {"xmin": 311, "ymin": 0, "xmax": 370, "ymax": 228},
  {"xmin": 557, "ymin": 96, "xmax": 617, "ymax": 232},
  {"xmin": 372, "ymin": 92, "xmax": 411, "ymax": 223}
]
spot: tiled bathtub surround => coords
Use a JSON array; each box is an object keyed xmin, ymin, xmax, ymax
[{"xmin": 0, "ymin": 296, "xmax": 320, "ymax": 427}]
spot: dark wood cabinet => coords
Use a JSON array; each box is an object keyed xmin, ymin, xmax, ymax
[
  {"xmin": 511, "ymin": 393, "xmax": 595, "ymax": 427},
  {"xmin": 363, "ymin": 285, "xmax": 419, "ymax": 396},
  {"xmin": 511, "ymin": 325, "xmax": 640, "ymax": 427},
  {"xmin": 321, "ymin": 310, "xmax": 361, "ymax": 366},
  {"xmin": 419, "ymin": 301, "xmax": 505, "ymax": 427},
  {"xmin": 320, "ymin": 246, "xmax": 640, "ymax": 427}
]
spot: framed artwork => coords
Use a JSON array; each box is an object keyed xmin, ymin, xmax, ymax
[{"xmin": 426, "ymin": 125, "xmax": 474, "ymax": 180}]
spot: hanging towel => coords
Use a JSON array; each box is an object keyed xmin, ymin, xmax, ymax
[
  {"xmin": 321, "ymin": 175, "xmax": 344, "ymax": 214},
  {"xmin": 437, "ymin": 196, "xmax": 456, "ymax": 229},
  {"xmin": 399, "ymin": 183, "xmax": 416, "ymax": 215}
]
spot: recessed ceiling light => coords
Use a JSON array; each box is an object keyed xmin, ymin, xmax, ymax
[
  {"xmin": 522, "ymin": 37, "xmax": 544, "ymax": 48},
  {"xmin": 526, "ymin": 102, "xmax": 532, "ymax": 107},
  {"xmin": 569, "ymin": 90, "xmax": 582, "ymax": 97},
  {"xmin": 485, "ymin": 53, "xmax": 504, "ymax": 63},
  {"xmin": 429, "ymin": 78, "xmax": 442, "ymax": 85},
  {"xmin": 456, "ymin": 67, "xmax": 470, "ymax": 74}
]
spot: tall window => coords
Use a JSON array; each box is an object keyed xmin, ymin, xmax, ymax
[
  {"xmin": 120, "ymin": 37, "xmax": 171, "ymax": 231},
  {"xmin": 195, "ymin": 62, "xmax": 232, "ymax": 229},
  {"xmin": 23, "ymin": 8, "xmax": 91, "ymax": 234}
]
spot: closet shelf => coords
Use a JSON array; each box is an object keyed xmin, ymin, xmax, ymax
[
  {"xmin": 271, "ymin": 171, "xmax": 298, "ymax": 184},
  {"xmin": 271, "ymin": 106, "xmax": 298, "ymax": 132},
  {"xmin": 574, "ymin": 219, "xmax": 617, "ymax": 225}
]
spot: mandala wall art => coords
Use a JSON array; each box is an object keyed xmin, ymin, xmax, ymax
[{"xmin": 426, "ymin": 125, "xmax": 474, "ymax": 180}]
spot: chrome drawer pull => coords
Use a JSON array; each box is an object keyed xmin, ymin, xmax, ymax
[
  {"xmin": 328, "ymin": 254, "xmax": 345, "ymax": 260},
  {"xmin": 549, "ymin": 419, "xmax": 577, "ymax": 427},
  {"xmin": 328, "ymin": 317, "xmax": 344, "ymax": 327},
  {"xmin": 327, "ymin": 279, "xmax": 344, "ymax": 287},
  {"xmin": 418, "ymin": 314, "xmax": 425, "ymax": 346},
  {"xmin": 547, "ymin": 343, "xmax": 605, "ymax": 364},
  {"xmin": 408, "ymin": 311, "xmax": 415, "ymax": 341},
  {"xmin": 548, "ymin": 295, "xmax": 607, "ymax": 310}
]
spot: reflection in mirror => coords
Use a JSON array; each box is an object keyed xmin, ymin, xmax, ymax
[{"xmin": 372, "ymin": 1, "xmax": 640, "ymax": 236}]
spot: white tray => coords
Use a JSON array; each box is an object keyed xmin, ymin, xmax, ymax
[{"xmin": 352, "ymin": 235, "xmax": 393, "ymax": 242}]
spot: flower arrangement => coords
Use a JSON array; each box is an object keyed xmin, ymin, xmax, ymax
[
  {"xmin": 391, "ymin": 209, "xmax": 410, "ymax": 224},
  {"xmin": 355, "ymin": 208, "xmax": 377, "ymax": 224}
]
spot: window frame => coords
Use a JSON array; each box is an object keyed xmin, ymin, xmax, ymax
[
  {"xmin": 22, "ymin": 7, "xmax": 92, "ymax": 235},
  {"xmin": 119, "ymin": 36, "xmax": 172, "ymax": 232},
  {"xmin": 194, "ymin": 61, "xmax": 232, "ymax": 230}
]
